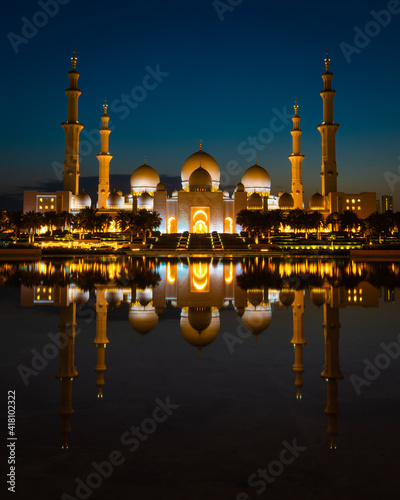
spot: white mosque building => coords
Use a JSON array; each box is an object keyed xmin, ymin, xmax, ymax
[{"xmin": 23, "ymin": 51, "xmax": 376, "ymax": 232}]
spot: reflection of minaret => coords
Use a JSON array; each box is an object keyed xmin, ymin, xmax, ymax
[
  {"xmin": 318, "ymin": 51, "xmax": 339, "ymax": 197},
  {"xmin": 97, "ymin": 99, "xmax": 113, "ymax": 209},
  {"xmin": 55, "ymin": 304, "xmax": 78, "ymax": 449},
  {"xmin": 94, "ymin": 287, "xmax": 109, "ymax": 400},
  {"xmin": 321, "ymin": 287, "xmax": 343, "ymax": 450},
  {"xmin": 289, "ymin": 100, "xmax": 305, "ymax": 209},
  {"xmin": 290, "ymin": 290, "xmax": 306, "ymax": 401},
  {"xmin": 62, "ymin": 49, "xmax": 84, "ymax": 195}
]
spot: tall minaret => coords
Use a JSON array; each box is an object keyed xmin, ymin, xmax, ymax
[
  {"xmin": 317, "ymin": 51, "xmax": 339, "ymax": 197},
  {"xmin": 56, "ymin": 303, "xmax": 78, "ymax": 449},
  {"xmin": 290, "ymin": 290, "xmax": 306, "ymax": 400},
  {"xmin": 321, "ymin": 286, "xmax": 343, "ymax": 450},
  {"xmin": 94, "ymin": 286, "xmax": 109, "ymax": 400},
  {"xmin": 97, "ymin": 100, "xmax": 113, "ymax": 209},
  {"xmin": 289, "ymin": 100, "xmax": 305, "ymax": 209},
  {"xmin": 62, "ymin": 50, "xmax": 84, "ymax": 196}
]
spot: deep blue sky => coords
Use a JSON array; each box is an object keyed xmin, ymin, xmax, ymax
[{"xmin": 1, "ymin": 0, "xmax": 400, "ymax": 210}]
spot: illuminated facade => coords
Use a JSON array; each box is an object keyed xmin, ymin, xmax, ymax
[{"xmin": 23, "ymin": 51, "xmax": 377, "ymax": 227}]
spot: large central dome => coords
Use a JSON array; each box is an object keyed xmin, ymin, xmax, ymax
[{"xmin": 181, "ymin": 146, "xmax": 220, "ymax": 188}]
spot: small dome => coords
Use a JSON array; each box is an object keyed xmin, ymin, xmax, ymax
[
  {"xmin": 117, "ymin": 190, "xmax": 123, "ymax": 196},
  {"xmin": 180, "ymin": 307, "xmax": 220, "ymax": 350},
  {"xmin": 75, "ymin": 190, "xmax": 91, "ymax": 208},
  {"xmin": 129, "ymin": 308, "xmax": 159, "ymax": 335},
  {"xmin": 106, "ymin": 190, "xmax": 124, "ymax": 208},
  {"xmin": 130, "ymin": 163, "xmax": 160, "ymax": 193},
  {"xmin": 137, "ymin": 192, "xmax": 154, "ymax": 210},
  {"xmin": 189, "ymin": 166, "xmax": 212, "ymax": 191},
  {"xmin": 235, "ymin": 182, "xmax": 245, "ymax": 192},
  {"xmin": 279, "ymin": 290, "xmax": 295, "ymax": 307},
  {"xmin": 181, "ymin": 149, "xmax": 220, "ymax": 184},
  {"xmin": 105, "ymin": 290, "xmax": 123, "ymax": 307},
  {"xmin": 172, "ymin": 190, "xmax": 178, "ymax": 197},
  {"xmin": 242, "ymin": 164, "xmax": 271, "ymax": 194},
  {"xmin": 309, "ymin": 191, "xmax": 325, "ymax": 210},
  {"xmin": 247, "ymin": 192, "xmax": 263, "ymax": 210},
  {"xmin": 241, "ymin": 306, "xmax": 272, "ymax": 335},
  {"xmin": 310, "ymin": 288, "xmax": 326, "ymax": 308},
  {"xmin": 71, "ymin": 290, "xmax": 90, "ymax": 304},
  {"xmin": 223, "ymin": 190, "xmax": 230, "ymax": 198},
  {"xmin": 279, "ymin": 192, "xmax": 294, "ymax": 209},
  {"xmin": 156, "ymin": 182, "xmax": 166, "ymax": 191}
]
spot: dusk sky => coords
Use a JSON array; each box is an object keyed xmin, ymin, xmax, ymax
[{"xmin": 1, "ymin": 0, "xmax": 399, "ymax": 210}]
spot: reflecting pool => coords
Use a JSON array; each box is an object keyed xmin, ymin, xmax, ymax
[{"xmin": 1, "ymin": 257, "xmax": 399, "ymax": 499}]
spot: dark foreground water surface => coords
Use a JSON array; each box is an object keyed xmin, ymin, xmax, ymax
[{"xmin": 1, "ymin": 256, "xmax": 399, "ymax": 500}]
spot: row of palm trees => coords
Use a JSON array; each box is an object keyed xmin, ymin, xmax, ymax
[
  {"xmin": 0, "ymin": 208, "xmax": 162, "ymax": 244},
  {"xmin": 236, "ymin": 209, "xmax": 400, "ymax": 242}
]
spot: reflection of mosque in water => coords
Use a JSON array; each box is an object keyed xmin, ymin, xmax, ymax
[{"xmin": 19, "ymin": 258, "xmax": 383, "ymax": 450}]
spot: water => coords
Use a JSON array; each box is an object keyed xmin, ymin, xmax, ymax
[{"xmin": 1, "ymin": 256, "xmax": 399, "ymax": 500}]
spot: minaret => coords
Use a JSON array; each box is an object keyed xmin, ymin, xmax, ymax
[
  {"xmin": 317, "ymin": 51, "xmax": 339, "ymax": 198},
  {"xmin": 97, "ymin": 99, "xmax": 113, "ymax": 209},
  {"xmin": 321, "ymin": 286, "xmax": 343, "ymax": 450},
  {"xmin": 62, "ymin": 50, "xmax": 84, "ymax": 196},
  {"xmin": 93, "ymin": 286, "xmax": 109, "ymax": 400},
  {"xmin": 289, "ymin": 100, "xmax": 305, "ymax": 209},
  {"xmin": 290, "ymin": 290, "xmax": 306, "ymax": 400},
  {"xmin": 55, "ymin": 303, "xmax": 78, "ymax": 449}
]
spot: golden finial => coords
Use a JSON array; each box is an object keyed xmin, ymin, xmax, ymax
[
  {"xmin": 325, "ymin": 49, "xmax": 330, "ymax": 72},
  {"xmin": 255, "ymin": 156, "xmax": 257, "ymax": 165},
  {"xmin": 71, "ymin": 47, "xmax": 77, "ymax": 70},
  {"xmin": 294, "ymin": 98, "xmax": 298, "ymax": 115},
  {"xmin": 103, "ymin": 98, "xmax": 108, "ymax": 115},
  {"xmin": 199, "ymin": 139, "xmax": 202, "ymax": 151},
  {"xmin": 144, "ymin": 155, "xmax": 147, "ymax": 164}
]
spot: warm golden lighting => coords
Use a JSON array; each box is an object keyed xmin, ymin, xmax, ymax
[{"xmin": 167, "ymin": 262, "xmax": 175, "ymax": 283}]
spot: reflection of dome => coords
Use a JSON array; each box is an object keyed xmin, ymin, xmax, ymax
[
  {"xmin": 279, "ymin": 290, "xmax": 295, "ymax": 307},
  {"xmin": 130, "ymin": 163, "xmax": 160, "ymax": 193},
  {"xmin": 106, "ymin": 190, "xmax": 124, "ymax": 208},
  {"xmin": 75, "ymin": 190, "xmax": 91, "ymax": 208},
  {"xmin": 172, "ymin": 190, "xmax": 178, "ymax": 197},
  {"xmin": 156, "ymin": 182, "xmax": 166, "ymax": 191},
  {"xmin": 105, "ymin": 290, "xmax": 123, "ymax": 307},
  {"xmin": 242, "ymin": 164, "xmax": 271, "ymax": 194},
  {"xmin": 223, "ymin": 190, "xmax": 230, "ymax": 198},
  {"xmin": 189, "ymin": 166, "xmax": 212, "ymax": 191},
  {"xmin": 129, "ymin": 307, "xmax": 158, "ymax": 335},
  {"xmin": 181, "ymin": 149, "xmax": 220, "ymax": 184},
  {"xmin": 137, "ymin": 192, "xmax": 154, "ymax": 210},
  {"xmin": 248, "ymin": 290, "xmax": 264, "ymax": 306},
  {"xmin": 310, "ymin": 288, "xmax": 326, "ymax": 308},
  {"xmin": 136, "ymin": 289, "xmax": 153, "ymax": 306},
  {"xmin": 247, "ymin": 192, "xmax": 263, "ymax": 210},
  {"xmin": 309, "ymin": 191, "xmax": 325, "ymax": 210},
  {"xmin": 71, "ymin": 290, "xmax": 90, "ymax": 304},
  {"xmin": 279, "ymin": 192, "xmax": 294, "ymax": 209},
  {"xmin": 180, "ymin": 307, "xmax": 220, "ymax": 354},
  {"xmin": 242, "ymin": 305, "xmax": 272, "ymax": 335}
]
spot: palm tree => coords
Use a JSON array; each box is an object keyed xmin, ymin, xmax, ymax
[
  {"xmin": 5, "ymin": 211, "xmax": 25, "ymax": 242},
  {"xmin": 339, "ymin": 210, "xmax": 360, "ymax": 237},
  {"xmin": 133, "ymin": 209, "xmax": 162, "ymax": 243},
  {"xmin": 42, "ymin": 211, "xmax": 59, "ymax": 236},
  {"xmin": 96, "ymin": 213, "xmax": 113, "ymax": 233},
  {"xmin": 0, "ymin": 211, "xmax": 8, "ymax": 231},
  {"xmin": 236, "ymin": 209, "xmax": 256, "ymax": 237},
  {"xmin": 326, "ymin": 212, "xmax": 340, "ymax": 232},
  {"xmin": 72, "ymin": 211, "xmax": 87, "ymax": 239},
  {"xmin": 115, "ymin": 210, "xmax": 135, "ymax": 242},
  {"xmin": 58, "ymin": 210, "xmax": 73, "ymax": 231},
  {"xmin": 23, "ymin": 211, "xmax": 43, "ymax": 243},
  {"xmin": 285, "ymin": 209, "xmax": 304, "ymax": 234}
]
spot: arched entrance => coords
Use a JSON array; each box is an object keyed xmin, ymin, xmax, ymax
[
  {"xmin": 167, "ymin": 216, "xmax": 177, "ymax": 233},
  {"xmin": 191, "ymin": 208, "xmax": 209, "ymax": 233}
]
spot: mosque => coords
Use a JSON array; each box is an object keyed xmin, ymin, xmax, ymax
[{"xmin": 23, "ymin": 51, "xmax": 376, "ymax": 230}]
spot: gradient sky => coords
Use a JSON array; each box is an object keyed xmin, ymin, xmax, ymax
[{"xmin": 1, "ymin": 0, "xmax": 399, "ymax": 210}]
